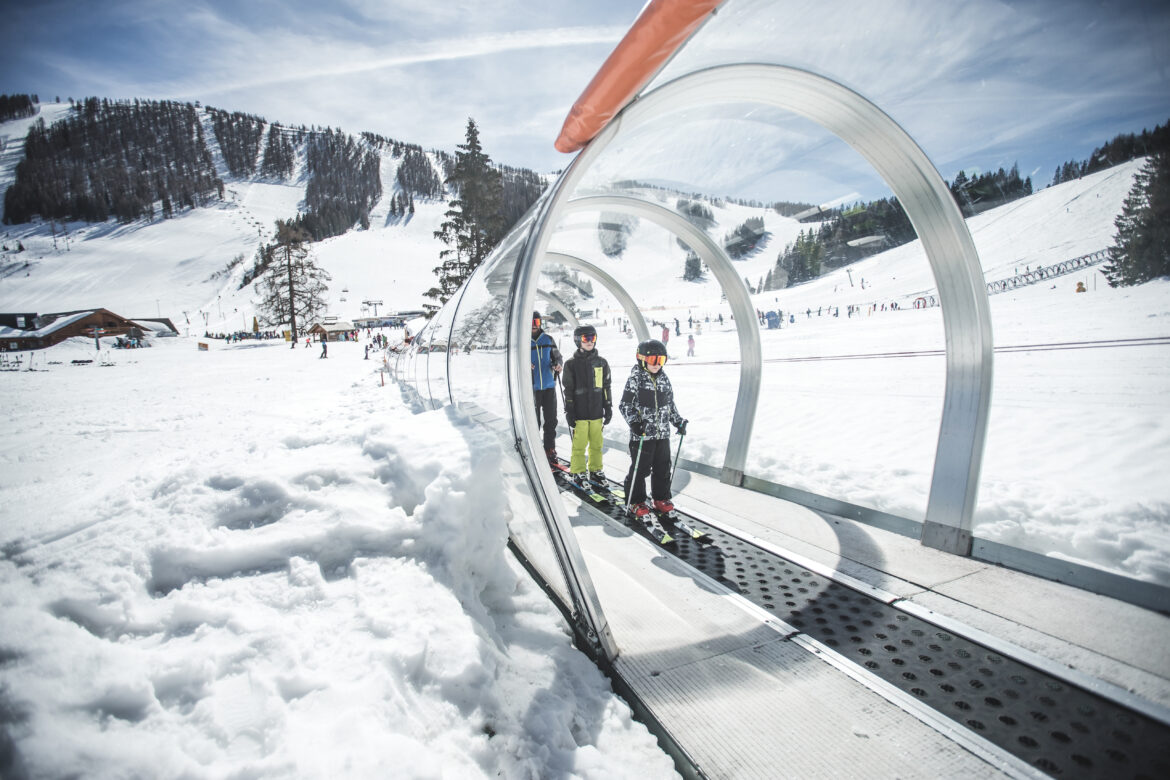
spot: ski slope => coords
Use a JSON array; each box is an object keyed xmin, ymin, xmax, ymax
[
  {"xmin": 0, "ymin": 105, "xmax": 449, "ymax": 333},
  {"xmin": 2, "ymin": 104, "xmax": 1168, "ymax": 580},
  {"xmin": 544, "ymin": 158, "xmax": 1169, "ymax": 583}
]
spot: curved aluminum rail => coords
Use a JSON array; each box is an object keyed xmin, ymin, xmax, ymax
[
  {"xmin": 545, "ymin": 251, "xmax": 652, "ymax": 344},
  {"xmin": 394, "ymin": 62, "xmax": 993, "ymax": 664},
  {"xmin": 558, "ymin": 195, "xmax": 763, "ymax": 485},
  {"xmin": 516, "ymin": 63, "xmax": 992, "ymax": 555}
]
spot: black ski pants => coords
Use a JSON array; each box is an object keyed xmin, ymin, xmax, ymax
[
  {"xmin": 534, "ymin": 387, "xmax": 558, "ymax": 454},
  {"xmin": 624, "ymin": 437, "xmax": 672, "ymax": 504}
]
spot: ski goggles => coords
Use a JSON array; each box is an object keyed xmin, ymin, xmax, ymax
[
  {"xmin": 638, "ymin": 353, "xmax": 667, "ymax": 366},
  {"xmin": 531, "ymin": 318, "xmax": 541, "ymax": 328},
  {"xmin": 579, "ymin": 333, "xmax": 596, "ymax": 343}
]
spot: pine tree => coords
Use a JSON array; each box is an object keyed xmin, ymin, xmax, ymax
[
  {"xmin": 257, "ymin": 220, "xmax": 331, "ymax": 341},
  {"xmin": 683, "ymin": 252, "xmax": 704, "ymax": 281},
  {"xmin": 1103, "ymin": 152, "xmax": 1170, "ymax": 286},
  {"xmin": 427, "ymin": 118, "xmax": 503, "ymax": 315}
]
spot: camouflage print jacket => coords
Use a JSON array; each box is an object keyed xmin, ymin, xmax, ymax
[{"xmin": 618, "ymin": 365, "xmax": 685, "ymax": 440}]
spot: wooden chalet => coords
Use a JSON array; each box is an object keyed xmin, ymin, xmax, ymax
[
  {"xmin": 0, "ymin": 308, "xmax": 150, "ymax": 351},
  {"xmin": 307, "ymin": 320, "xmax": 357, "ymax": 342}
]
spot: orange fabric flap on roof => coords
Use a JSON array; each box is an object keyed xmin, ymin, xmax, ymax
[{"xmin": 554, "ymin": 0, "xmax": 723, "ymax": 154}]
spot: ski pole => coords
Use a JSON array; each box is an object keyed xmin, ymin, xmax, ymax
[
  {"xmin": 670, "ymin": 431, "xmax": 685, "ymax": 488},
  {"xmin": 625, "ymin": 433, "xmax": 646, "ymax": 511}
]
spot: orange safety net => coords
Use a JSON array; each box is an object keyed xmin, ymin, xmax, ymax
[{"xmin": 554, "ymin": 0, "xmax": 724, "ymax": 154}]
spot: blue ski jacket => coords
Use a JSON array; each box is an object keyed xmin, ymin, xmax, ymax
[{"xmin": 531, "ymin": 329, "xmax": 562, "ymax": 390}]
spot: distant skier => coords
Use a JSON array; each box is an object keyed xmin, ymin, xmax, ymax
[
  {"xmin": 619, "ymin": 339, "xmax": 687, "ymax": 517},
  {"xmin": 320, "ymin": 339, "xmax": 327, "ymax": 359},
  {"xmin": 531, "ymin": 312, "xmax": 563, "ymax": 464},
  {"xmin": 562, "ymin": 325, "xmax": 611, "ymax": 485},
  {"xmin": 687, "ymin": 334, "xmax": 695, "ymax": 357}
]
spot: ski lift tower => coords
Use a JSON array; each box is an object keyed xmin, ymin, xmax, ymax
[{"xmin": 362, "ymin": 299, "xmax": 383, "ymax": 317}]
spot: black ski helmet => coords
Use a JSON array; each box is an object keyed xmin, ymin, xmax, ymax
[
  {"xmin": 531, "ymin": 311, "xmax": 542, "ymax": 329},
  {"xmin": 573, "ymin": 324, "xmax": 597, "ymax": 349},
  {"xmin": 636, "ymin": 339, "xmax": 667, "ymax": 369}
]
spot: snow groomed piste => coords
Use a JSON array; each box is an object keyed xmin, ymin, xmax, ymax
[{"xmin": 390, "ymin": 0, "xmax": 1170, "ymax": 776}]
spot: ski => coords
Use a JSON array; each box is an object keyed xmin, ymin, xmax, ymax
[
  {"xmin": 555, "ymin": 468, "xmax": 614, "ymax": 505},
  {"xmin": 551, "ymin": 460, "xmax": 676, "ymax": 546},
  {"xmin": 581, "ymin": 470, "xmax": 625, "ymax": 501},
  {"xmin": 658, "ymin": 512, "xmax": 711, "ymax": 542},
  {"xmin": 644, "ymin": 520, "xmax": 675, "ymax": 545},
  {"xmin": 553, "ymin": 460, "xmax": 620, "ymax": 504},
  {"xmin": 598, "ymin": 481, "xmax": 625, "ymax": 501},
  {"xmin": 617, "ymin": 503, "xmax": 674, "ymax": 545}
]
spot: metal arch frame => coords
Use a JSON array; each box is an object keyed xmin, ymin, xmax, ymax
[
  {"xmin": 517, "ymin": 63, "xmax": 992, "ymax": 557},
  {"xmin": 559, "ymin": 195, "xmax": 762, "ymax": 485},
  {"xmin": 507, "ymin": 201, "xmax": 619, "ymax": 662},
  {"xmin": 545, "ymin": 251, "xmax": 652, "ymax": 344},
  {"xmin": 535, "ymin": 289, "xmax": 580, "ymax": 330}
]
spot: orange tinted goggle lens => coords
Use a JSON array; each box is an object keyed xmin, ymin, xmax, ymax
[
  {"xmin": 639, "ymin": 353, "xmax": 666, "ymax": 366},
  {"xmin": 532, "ymin": 318, "xmax": 540, "ymax": 327},
  {"xmin": 580, "ymin": 333, "xmax": 596, "ymax": 343}
]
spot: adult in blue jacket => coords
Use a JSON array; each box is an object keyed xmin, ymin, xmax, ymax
[{"xmin": 531, "ymin": 312, "xmax": 563, "ymax": 463}]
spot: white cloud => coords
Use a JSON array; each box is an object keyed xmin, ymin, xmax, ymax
[{"xmin": 189, "ymin": 26, "xmax": 625, "ymax": 98}]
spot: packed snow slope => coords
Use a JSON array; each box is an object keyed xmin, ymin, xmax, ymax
[
  {"xmin": 0, "ymin": 336, "xmax": 677, "ymax": 779},
  {"xmin": 540, "ymin": 158, "xmax": 1169, "ymax": 585},
  {"xmin": 2, "ymin": 102, "xmax": 1168, "ymax": 584}
]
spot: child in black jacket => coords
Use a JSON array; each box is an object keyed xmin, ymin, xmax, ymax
[{"xmin": 562, "ymin": 325, "xmax": 612, "ymax": 482}]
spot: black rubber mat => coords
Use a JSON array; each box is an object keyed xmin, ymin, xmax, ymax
[{"xmin": 558, "ymin": 477, "xmax": 1170, "ymax": 780}]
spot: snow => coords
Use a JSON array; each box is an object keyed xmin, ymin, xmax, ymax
[
  {"xmin": 0, "ymin": 107, "xmax": 450, "ymax": 332},
  {"xmin": 1, "ymin": 102, "xmax": 1168, "ymax": 776},
  {"xmin": 544, "ymin": 158, "xmax": 1169, "ymax": 584},
  {"xmin": 0, "ymin": 337, "xmax": 676, "ymax": 779}
]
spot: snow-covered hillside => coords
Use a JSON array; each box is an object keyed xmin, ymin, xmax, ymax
[
  {"xmin": 0, "ymin": 104, "xmax": 451, "ymax": 333},
  {"xmin": 2, "ymin": 104, "xmax": 1168, "ymax": 583},
  {"xmin": 0, "ymin": 97, "xmax": 1168, "ymax": 780},
  {"xmin": 549, "ymin": 158, "xmax": 1169, "ymax": 584}
]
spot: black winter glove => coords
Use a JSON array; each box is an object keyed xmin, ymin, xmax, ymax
[
  {"xmin": 629, "ymin": 421, "xmax": 644, "ymax": 437},
  {"xmin": 565, "ymin": 414, "xmax": 576, "ymax": 429},
  {"xmin": 603, "ymin": 406, "xmax": 612, "ymax": 425},
  {"xmin": 676, "ymin": 419, "xmax": 688, "ymax": 435}
]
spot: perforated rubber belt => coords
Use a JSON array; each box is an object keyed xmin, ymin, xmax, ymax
[{"xmin": 557, "ymin": 478, "xmax": 1170, "ymax": 779}]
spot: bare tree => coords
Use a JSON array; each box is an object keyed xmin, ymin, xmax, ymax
[{"xmin": 257, "ymin": 220, "xmax": 330, "ymax": 343}]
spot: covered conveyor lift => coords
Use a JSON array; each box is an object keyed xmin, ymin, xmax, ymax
[{"xmin": 389, "ymin": 0, "xmax": 1170, "ymax": 777}]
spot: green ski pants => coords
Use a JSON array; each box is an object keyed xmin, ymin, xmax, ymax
[{"xmin": 569, "ymin": 419, "xmax": 604, "ymax": 474}]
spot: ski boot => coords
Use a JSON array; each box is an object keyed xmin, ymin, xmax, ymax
[{"xmin": 627, "ymin": 502, "xmax": 652, "ymax": 518}]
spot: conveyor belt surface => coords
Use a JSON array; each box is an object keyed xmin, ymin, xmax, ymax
[{"xmin": 556, "ymin": 473, "xmax": 1170, "ymax": 779}]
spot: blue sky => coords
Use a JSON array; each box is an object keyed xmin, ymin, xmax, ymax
[
  {"xmin": 2, "ymin": 0, "xmax": 1169, "ymax": 203},
  {"xmin": 0, "ymin": 0, "xmax": 638, "ymax": 173}
]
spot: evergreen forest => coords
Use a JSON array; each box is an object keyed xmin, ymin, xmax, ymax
[
  {"xmin": 1, "ymin": 91, "xmax": 1162, "ymax": 290},
  {"xmin": 1, "ymin": 95, "xmax": 545, "ymax": 252},
  {"xmin": 293, "ymin": 128, "xmax": 383, "ymax": 240},
  {"xmin": 0, "ymin": 93, "xmax": 38, "ymax": 122},
  {"xmin": 3, "ymin": 97, "xmax": 223, "ymax": 224}
]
